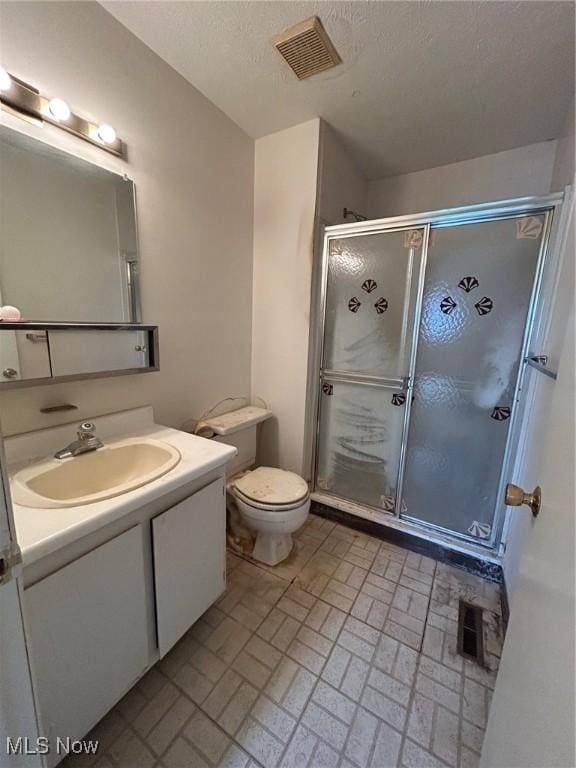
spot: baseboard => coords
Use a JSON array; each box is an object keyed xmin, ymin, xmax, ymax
[{"xmin": 311, "ymin": 500, "xmax": 504, "ymax": 584}]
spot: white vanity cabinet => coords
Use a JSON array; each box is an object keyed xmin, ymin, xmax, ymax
[
  {"xmin": 152, "ymin": 477, "xmax": 226, "ymax": 656},
  {"xmin": 22, "ymin": 471, "xmax": 228, "ymax": 764},
  {"xmin": 25, "ymin": 526, "xmax": 149, "ymax": 765}
]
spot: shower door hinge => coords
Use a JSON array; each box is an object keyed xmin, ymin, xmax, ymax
[
  {"xmin": 497, "ymin": 541, "xmax": 506, "ymax": 557},
  {"xmin": 0, "ymin": 543, "xmax": 22, "ymax": 585}
]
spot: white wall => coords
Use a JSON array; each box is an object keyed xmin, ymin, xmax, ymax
[
  {"xmin": 251, "ymin": 119, "xmax": 320, "ymax": 473},
  {"xmin": 0, "ymin": 1, "xmax": 254, "ymax": 436},
  {"xmin": 367, "ymin": 141, "xmax": 557, "ymax": 218},
  {"xmin": 317, "ymin": 124, "xmax": 368, "ymax": 226},
  {"xmin": 550, "ymin": 99, "xmax": 575, "ymax": 192}
]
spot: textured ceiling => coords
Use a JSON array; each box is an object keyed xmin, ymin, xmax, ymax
[{"xmin": 101, "ymin": 1, "xmax": 575, "ymax": 179}]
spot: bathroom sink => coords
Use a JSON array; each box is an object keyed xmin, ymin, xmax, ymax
[{"xmin": 11, "ymin": 438, "xmax": 181, "ymax": 508}]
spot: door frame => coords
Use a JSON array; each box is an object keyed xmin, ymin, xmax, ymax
[{"xmin": 304, "ymin": 191, "xmax": 564, "ymax": 559}]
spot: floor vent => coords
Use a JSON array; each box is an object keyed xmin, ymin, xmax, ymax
[
  {"xmin": 273, "ymin": 16, "xmax": 341, "ymax": 80},
  {"xmin": 457, "ymin": 600, "xmax": 484, "ymax": 664}
]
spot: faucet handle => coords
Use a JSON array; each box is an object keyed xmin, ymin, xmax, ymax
[{"xmin": 77, "ymin": 422, "xmax": 96, "ymax": 439}]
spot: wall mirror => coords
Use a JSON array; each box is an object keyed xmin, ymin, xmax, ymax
[
  {"xmin": 0, "ymin": 125, "xmax": 140, "ymax": 323},
  {"xmin": 0, "ymin": 127, "xmax": 158, "ymax": 389}
]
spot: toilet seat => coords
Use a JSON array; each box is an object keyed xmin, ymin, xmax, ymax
[
  {"xmin": 233, "ymin": 467, "xmax": 309, "ymax": 510},
  {"xmin": 234, "ymin": 500, "xmax": 309, "ymax": 524},
  {"xmin": 233, "ymin": 487, "xmax": 308, "ymax": 512}
]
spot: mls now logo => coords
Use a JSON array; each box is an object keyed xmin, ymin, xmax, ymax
[{"xmin": 6, "ymin": 736, "xmax": 99, "ymax": 756}]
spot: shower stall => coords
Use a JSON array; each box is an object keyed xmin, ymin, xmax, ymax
[{"xmin": 309, "ymin": 194, "xmax": 563, "ymax": 555}]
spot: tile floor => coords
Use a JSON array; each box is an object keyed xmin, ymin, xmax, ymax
[{"xmin": 63, "ymin": 514, "xmax": 504, "ymax": 768}]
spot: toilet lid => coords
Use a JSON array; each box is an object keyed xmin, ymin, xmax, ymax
[{"xmin": 234, "ymin": 467, "xmax": 309, "ymax": 506}]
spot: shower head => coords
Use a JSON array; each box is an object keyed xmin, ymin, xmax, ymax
[{"xmin": 343, "ymin": 207, "xmax": 368, "ymax": 222}]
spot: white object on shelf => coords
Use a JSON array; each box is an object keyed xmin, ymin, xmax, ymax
[{"xmin": 0, "ymin": 305, "xmax": 22, "ymax": 320}]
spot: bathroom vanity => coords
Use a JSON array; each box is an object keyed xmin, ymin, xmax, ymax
[{"xmin": 7, "ymin": 406, "xmax": 234, "ymax": 766}]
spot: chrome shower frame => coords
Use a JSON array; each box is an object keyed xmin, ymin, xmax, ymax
[{"xmin": 306, "ymin": 192, "xmax": 564, "ymax": 558}]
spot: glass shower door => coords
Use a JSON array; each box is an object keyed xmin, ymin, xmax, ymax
[
  {"xmin": 315, "ymin": 227, "xmax": 427, "ymax": 512},
  {"xmin": 401, "ymin": 213, "xmax": 549, "ymax": 544}
]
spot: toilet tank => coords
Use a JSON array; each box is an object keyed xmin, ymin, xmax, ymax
[{"xmin": 197, "ymin": 406, "xmax": 272, "ymax": 475}]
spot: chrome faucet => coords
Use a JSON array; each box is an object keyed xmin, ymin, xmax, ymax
[{"xmin": 54, "ymin": 422, "xmax": 104, "ymax": 460}]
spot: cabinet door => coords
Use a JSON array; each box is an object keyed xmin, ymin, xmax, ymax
[
  {"xmin": 48, "ymin": 329, "xmax": 149, "ymax": 376},
  {"xmin": 152, "ymin": 477, "xmax": 225, "ymax": 657},
  {"xmin": 25, "ymin": 526, "xmax": 149, "ymax": 764}
]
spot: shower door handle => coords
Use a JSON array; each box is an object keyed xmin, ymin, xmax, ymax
[{"xmin": 321, "ymin": 371, "xmax": 406, "ymax": 390}]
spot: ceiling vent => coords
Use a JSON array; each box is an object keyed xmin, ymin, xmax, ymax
[{"xmin": 273, "ymin": 16, "xmax": 341, "ymax": 80}]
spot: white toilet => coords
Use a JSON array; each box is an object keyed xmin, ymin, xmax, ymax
[
  {"xmin": 231, "ymin": 466, "xmax": 310, "ymax": 565},
  {"xmin": 198, "ymin": 406, "xmax": 310, "ymax": 566}
]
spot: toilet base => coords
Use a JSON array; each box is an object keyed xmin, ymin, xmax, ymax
[{"xmin": 252, "ymin": 532, "xmax": 293, "ymax": 566}]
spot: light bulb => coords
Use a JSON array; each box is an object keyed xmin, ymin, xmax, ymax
[
  {"xmin": 97, "ymin": 123, "xmax": 116, "ymax": 144},
  {"xmin": 48, "ymin": 97, "xmax": 71, "ymax": 122},
  {"xmin": 0, "ymin": 67, "xmax": 11, "ymax": 92}
]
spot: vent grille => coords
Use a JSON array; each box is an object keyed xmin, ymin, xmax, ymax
[
  {"xmin": 457, "ymin": 600, "xmax": 485, "ymax": 664},
  {"xmin": 273, "ymin": 16, "xmax": 341, "ymax": 80}
]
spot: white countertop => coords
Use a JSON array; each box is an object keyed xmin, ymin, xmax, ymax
[{"xmin": 7, "ymin": 408, "xmax": 236, "ymax": 566}]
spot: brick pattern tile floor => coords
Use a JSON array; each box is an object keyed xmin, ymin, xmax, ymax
[{"xmin": 62, "ymin": 514, "xmax": 504, "ymax": 768}]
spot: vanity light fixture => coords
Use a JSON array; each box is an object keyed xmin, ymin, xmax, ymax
[
  {"xmin": 0, "ymin": 69, "xmax": 125, "ymax": 158},
  {"xmin": 0, "ymin": 67, "xmax": 11, "ymax": 92}
]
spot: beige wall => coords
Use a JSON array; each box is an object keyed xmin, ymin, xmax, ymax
[
  {"xmin": 251, "ymin": 120, "xmax": 320, "ymax": 474},
  {"xmin": 317, "ymin": 124, "xmax": 368, "ymax": 226},
  {"xmin": 0, "ymin": 1, "xmax": 254, "ymax": 436},
  {"xmin": 367, "ymin": 141, "xmax": 557, "ymax": 218},
  {"xmin": 550, "ymin": 98, "xmax": 575, "ymax": 192}
]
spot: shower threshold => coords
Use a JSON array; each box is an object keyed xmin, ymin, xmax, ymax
[{"xmin": 311, "ymin": 490, "xmax": 502, "ymax": 567}]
